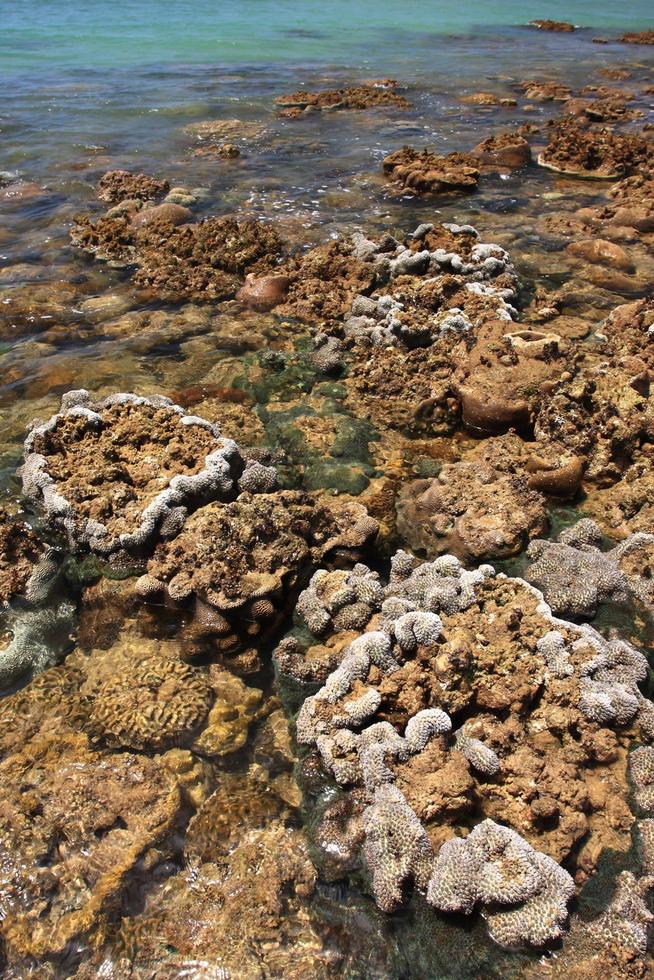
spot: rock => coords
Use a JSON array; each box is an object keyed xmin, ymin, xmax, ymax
[
  {"xmin": 383, "ymin": 146, "xmax": 480, "ymax": 195},
  {"xmin": 130, "ymin": 202, "xmax": 192, "ymax": 228},
  {"xmin": 236, "ymin": 272, "xmax": 291, "ymax": 310},
  {"xmin": 96, "ymin": 170, "xmax": 169, "ymax": 204},
  {"xmin": 274, "ymin": 83, "xmax": 410, "ymax": 113},
  {"xmin": 528, "ymin": 19, "xmax": 575, "ymax": 32},
  {"xmin": 79, "ymin": 292, "xmax": 133, "ymax": 322},
  {"xmin": 471, "ymin": 132, "xmax": 531, "ymax": 169},
  {"xmin": 566, "ymin": 238, "xmax": 635, "ymax": 272},
  {"xmin": 396, "ymin": 460, "xmax": 548, "ymax": 561}
]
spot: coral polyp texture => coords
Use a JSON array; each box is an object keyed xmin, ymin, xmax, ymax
[
  {"xmin": 21, "ymin": 390, "xmax": 267, "ymax": 558},
  {"xmin": 525, "ymin": 518, "xmax": 654, "ymax": 618},
  {"xmin": 275, "ymin": 549, "xmax": 654, "ymax": 947},
  {"xmin": 89, "ymin": 655, "xmax": 214, "ymax": 750},
  {"xmin": 139, "ymin": 493, "xmax": 378, "ymax": 651}
]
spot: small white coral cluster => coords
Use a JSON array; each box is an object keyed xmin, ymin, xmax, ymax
[
  {"xmin": 21, "ymin": 390, "xmax": 276, "ymax": 557},
  {"xmin": 343, "ymin": 222, "xmax": 517, "ymax": 349},
  {"xmin": 517, "ymin": 574, "xmax": 652, "ymax": 737},
  {"xmin": 296, "ymin": 564, "xmax": 384, "ymax": 635}
]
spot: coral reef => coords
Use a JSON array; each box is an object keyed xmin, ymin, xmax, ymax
[
  {"xmin": 71, "ymin": 205, "xmax": 283, "ymax": 303},
  {"xmin": 538, "ymin": 120, "xmax": 654, "ymax": 179},
  {"xmin": 383, "ymin": 147, "xmax": 480, "ymax": 195},
  {"xmin": 0, "ymin": 732, "xmax": 183, "ymax": 962},
  {"xmin": 427, "ymin": 819, "xmax": 575, "ymax": 947},
  {"xmin": 525, "ymin": 519, "xmax": 654, "ymax": 618},
  {"xmin": 96, "ymin": 169, "xmax": 170, "ymax": 204},
  {"xmin": 138, "ymin": 491, "xmax": 378, "ymax": 651},
  {"xmin": 396, "ymin": 460, "xmax": 548, "ymax": 561},
  {"xmin": 274, "ymin": 81, "xmax": 410, "ymax": 115},
  {"xmin": 275, "ymin": 549, "xmax": 654, "ymax": 946},
  {"xmin": 21, "ymin": 390, "xmax": 266, "ymax": 558}
]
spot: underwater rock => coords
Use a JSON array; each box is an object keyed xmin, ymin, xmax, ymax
[
  {"xmin": 518, "ymin": 80, "xmax": 571, "ymax": 102},
  {"xmin": 21, "ymin": 390, "xmax": 266, "ymax": 558},
  {"xmin": 236, "ymin": 272, "xmax": 291, "ymax": 310},
  {"xmin": 0, "ymin": 732, "xmax": 182, "ymax": 962},
  {"xmin": 396, "ymin": 460, "xmax": 549, "ymax": 562},
  {"xmin": 119, "ymin": 823, "xmax": 330, "ymax": 978},
  {"xmin": 383, "ymin": 146, "xmax": 480, "ymax": 195},
  {"xmin": 525, "ymin": 519, "xmax": 654, "ymax": 618}
]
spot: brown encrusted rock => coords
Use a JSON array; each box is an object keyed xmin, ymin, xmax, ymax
[
  {"xmin": 276, "ymin": 237, "xmax": 380, "ymax": 323},
  {"xmin": 528, "ymin": 19, "xmax": 575, "ymax": 32},
  {"xmin": 236, "ymin": 272, "xmax": 292, "ymax": 310},
  {"xmin": 383, "ymin": 146, "xmax": 480, "ymax": 195},
  {"xmin": 96, "ymin": 169, "xmax": 169, "ymax": 204},
  {"xmin": 396, "ymin": 460, "xmax": 548, "ymax": 561},
  {"xmin": 518, "ymin": 80, "xmax": 571, "ymax": 102},
  {"xmin": 538, "ymin": 119, "xmax": 654, "ymax": 179},
  {"xmin": 274, "ymin": 82, "xmax": 410, "ymax": 113},
  {"xmin": 21, "ymin": 390, "xmax": 265, "ymax": 557},
  {"xmin": 618, "ymin": 30, "xmax": 654, "ymax": 45},
  {"xmin": 71, "ymin": 208, "xmax": 283, "ymax": 303},
  {"xmin": 454, "ymin": 319, "xmax": 569, "ymax": 436},
  {"xmin": 139, "ymin": 490, "xmax": 378, "ymax": 651},
  {"xmin": 471, "ymin": 131, "xmax": 532, "ymax": 169}
]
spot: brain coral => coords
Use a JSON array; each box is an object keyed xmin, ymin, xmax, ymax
[{"xmin": 90, "ymin": 655, "xmax": 213, "ymax": 750}]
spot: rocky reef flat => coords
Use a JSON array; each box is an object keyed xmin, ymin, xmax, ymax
[{"xmin": 1, "ymin": 17, "xmax": 654, "ymax": 980}]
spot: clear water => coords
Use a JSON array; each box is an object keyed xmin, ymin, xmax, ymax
[
  {"xmin": 1, "ymin": 4, "xmax": 653, "ymax": 975},
  {"xmin": 2, "ymin": 0, "xmax": 653, "ymax": 70}
]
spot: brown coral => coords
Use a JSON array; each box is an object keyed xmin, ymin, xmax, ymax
[
  {"xmin": 90, "ymin": 655, "xmax": 213, "ymax": 750},
  {"xmin": 383, "ymin": 146, "xmax": 480, "ymax": 195}
]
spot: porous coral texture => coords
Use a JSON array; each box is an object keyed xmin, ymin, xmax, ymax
[
  {"xmin": 275, "ymin": 550, "xmax": 653, "ymax": 946},
  {"xmin": 21, "ymin": 390, "xmax": 258, "ymax": 557}
]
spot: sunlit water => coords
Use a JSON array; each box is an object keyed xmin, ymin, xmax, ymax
[{"xmin": 1, "ymin": 3, "xmax": 654, "ymax": 975}]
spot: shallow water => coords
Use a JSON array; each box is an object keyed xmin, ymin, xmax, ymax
[{"xmin": 1, "ymin": 3, "xmax": 654, "ymax": 977}]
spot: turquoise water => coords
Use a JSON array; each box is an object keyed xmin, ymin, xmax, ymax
[{"xmin": 2, "ymin": 0, "xmax": 653, "ymax": 71}]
